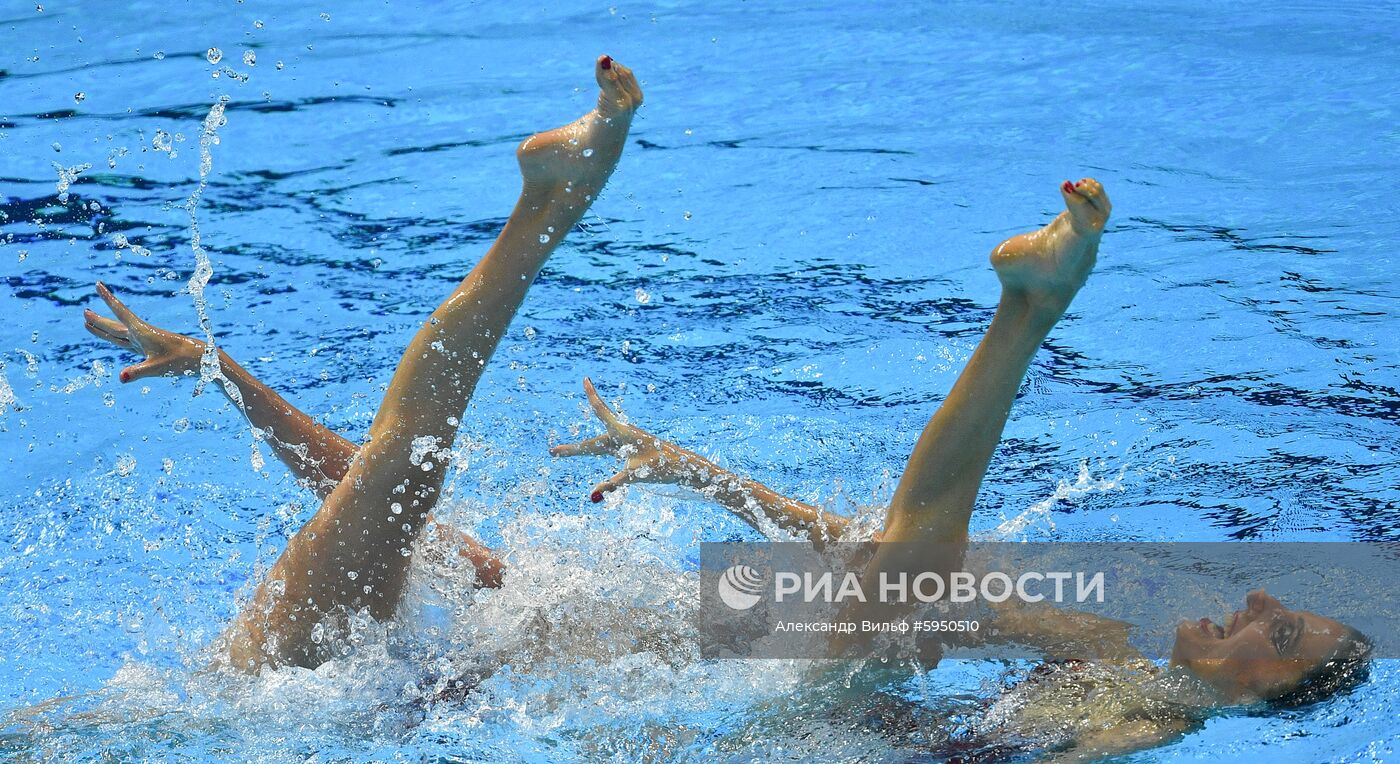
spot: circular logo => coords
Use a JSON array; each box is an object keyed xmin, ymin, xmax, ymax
[{"xmin": 717, "ymin": 564, "xmax": 763, "ymax": 610}]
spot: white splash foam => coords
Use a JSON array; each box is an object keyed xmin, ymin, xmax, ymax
[
  {"xmin": 0, "ymin": 360, "xmax": 18, "ymax": 415},
  {"xmin": 985, "ymin": 460, "xmax": 1127, "ymax": 541}
]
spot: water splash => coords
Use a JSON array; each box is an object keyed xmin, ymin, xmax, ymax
[
  {"xmin": 50, "ymin": 359, "xmax": 109, "ymax": 395},
  {"xmin": 53, "ymin": 161, "xmax": 91, "ymax": 203},
  {"xmin": 985, "ymin": 460, "xmax": 1127, "ymax": 541},
  {"xmin": 0, "ymin": 360, "xmax": 18, "ymax": 415},
  {"xmin": 176, "ymin": 98, "xmax": 267, "ymax": 471}
]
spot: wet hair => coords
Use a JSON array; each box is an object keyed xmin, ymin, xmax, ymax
[{"xmin": 1265, "ymin": 626, "xmax": 1373, "ymax": 708}]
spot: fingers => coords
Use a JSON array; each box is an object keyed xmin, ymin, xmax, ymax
[
  {"xmin": 590, "ymin": 468, "xmax": 639, "ymax": 503},
  {"xmin": 83, "ymin": 309, "xmax": 133, "ymax": 348},
  {"xmin": 121, "ymin": 357, "xmax": 175, "ymax": 383},
  {"xmin": 94, "ymin": 281, "xmax": 143, "ymax": 328},
  {"xmin": 549, "ymin": 433, "xmax": 617, "ymax": 458},
  {"xmin": 582, "ymin": 377, "xmax": 624, "ymax": 433}
]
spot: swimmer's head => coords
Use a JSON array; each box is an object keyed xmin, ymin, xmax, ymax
[{"xmin": 1170, "ymin": 589, "xmax": 1372, "ymax": 704}]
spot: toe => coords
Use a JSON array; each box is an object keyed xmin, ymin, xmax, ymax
[
  {"xmin": 594, "ymin": 56, "xmax": 639, "ymax": 115},
  {"xmin": 1073, "ymin": 178, "xmax": 1111, "ymax": 216},
  {"xmin": 595, "ymin": 55, "xmax": 622, "ymax": 91},
  {"xmin": 615, "ymin": 65, "xmax": 643, "ymax": 106}
]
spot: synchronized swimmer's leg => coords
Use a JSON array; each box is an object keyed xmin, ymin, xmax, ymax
[
  {"xmin": 882, "ymin": 179, "xmax": 1111, "ymax": 547},
  {"xmin": 220, "ymin": 57, "xmax": 643, "ymax": 671},
  {"xmin": 832, "ymin": 179, "xmax": 1110, "ymax": 660}
]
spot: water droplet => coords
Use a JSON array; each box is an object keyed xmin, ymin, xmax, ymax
[
  {"xmin": 206, "ymin": 47, "xmax": 223, "ymax": 64},
  {"xmin": 115, "ymin": 454, "xmax": 136, "ymax": 476},
  {"xmin": 242, "ymin": 50, "xmax": 256, "ymax": 66},
  {"xmin": 346, "ymin": 570, "xmax": 358, "ymax": 580},
  {"xmin": 391, "ymin": 502, "xmax": 402, "ymax": 515},
  {"xmin": 153, "ymin": 51, "xmax": 165, "ymax": 60},
  {"xmin": 538, "ymin": 234, "xmax": 550, "ymax": 244},
  {"xmin": 73, "ymin": 92, "xmax": 85, "ymax": 104},
  {"xmin": 683, "ymin": 210, "xmax": 692, "ymax": 220},
  {"xmin": 17, "ymin": 249, "xmax": 27, "ymax": 262},
  {"xmin": 275, "ymin": 60, "xmax": 285, "ymax": 70},
  {"xmin": 523, "ymin": 327, "xmax": 537, "ymax": 340},
  {"xmin": 152, "ymin": 130, "xmax": 173, "ymax": 152},
  {"xmin": 635, "ymin": 287, "xmax": 651, "ymax": 304},
  {"xmin": 582, "ymin": 148, "xmax": 594, "ymax": 157},
  {"xmin": 50, "ymin": 142, "xmax": 61, "ymax": 152},
  {"xmin": 253, "ymin": 19, "xmax": 265, "ymax": 28},
  {"xmin": 319, "ymin": 11, "xmax": 331, "ymax": 20}
]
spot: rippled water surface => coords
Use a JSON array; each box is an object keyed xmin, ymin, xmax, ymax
[{"xmin": 2, "ymin": 1, "xmax": 1397, "ymax": 761}]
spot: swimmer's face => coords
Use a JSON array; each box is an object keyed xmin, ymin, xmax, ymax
[{"xmin": 1170, "ymin": 589, "xmax": 1352, "ymax": 702}]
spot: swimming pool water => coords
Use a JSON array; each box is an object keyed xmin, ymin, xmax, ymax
[{"xmin": 2, "ymin": 0, "xmax": 1397, "ymax": 761}]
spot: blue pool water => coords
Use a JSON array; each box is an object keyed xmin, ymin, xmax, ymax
[{"xmin": 2, "ymin": 0, "xmax": 1397, "ymax": 760}]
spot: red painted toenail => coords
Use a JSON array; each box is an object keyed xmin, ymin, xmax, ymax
[
  {"xmin": 120, "ymin": 371, "xmax": 130, "ymax": 383},
  {"xmin": 591, "ymin": 490, "xmax": 604, "ymax": 503},
  {"xmin": 1062, "ymin": 180, "xmax": 1076, "ymax": 194},
  {"xmin": 600, "ymin": 56, "xmax": 612, "ymax": 70}
]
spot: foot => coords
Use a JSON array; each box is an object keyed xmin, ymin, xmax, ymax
[
  {"xmin": 990, "ymin": 178, "xmax": 1111, "ymax": 319},
  {"xmin": 516, "ymin": 55, "xmax": 644, "ymax": 203}
]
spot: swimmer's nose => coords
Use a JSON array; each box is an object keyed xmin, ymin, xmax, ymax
[{"xmin": 1247, "ymin": 589, "xmax": 1283, "ymax": 613}]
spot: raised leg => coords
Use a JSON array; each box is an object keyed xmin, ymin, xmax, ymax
[
  {"xmin": 882, "ymin": 178, "xmax": 1111, "ymax": 545},
  {"xmin": 219, "ymin": 56, "xmax": 643, "ymax": 670}
]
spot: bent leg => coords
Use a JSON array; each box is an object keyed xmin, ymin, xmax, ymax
[{"xmin": 220, "ymin": 57, "xmax": 643, "ymax": 670}]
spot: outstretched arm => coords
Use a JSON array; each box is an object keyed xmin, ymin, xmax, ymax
[
  {"xmin": 550, "ymin": 378, "xmax": 847, "ymax": 547},
  {"xmin": 83, "ymin": 284, "xmax": 503, "ymax": 588},
  {"xmin": 85, "ymin": 283, "xmax": 356, "ymax": 495},
  {"xmin": 982, "ymin": 598, "xmax": 1142, "ymax": 661}
]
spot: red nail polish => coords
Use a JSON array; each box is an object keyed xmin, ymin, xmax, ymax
[
  {"xmin": 1062, "ymin": 180, "xmax": 1075, "ymax": 194},
  {"xmin": 600, "ymin": 56, "xmax": 612, "ymax": 70},
  {"xmin": 120, "ymin": 371, "xmax": 130, "ymax": 383},
  {"xmin": 591, "ymin": 490, "xmax": 604, "ymax": 503}
]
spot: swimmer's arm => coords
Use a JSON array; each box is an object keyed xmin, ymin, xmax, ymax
[
  {"xmin": 1042, "ymin": 718, "xmax": 1192, "ymax": 763},
  {"xmin": 85, "ymin": 283, "xmax": 357, "ymax": 494},
  {"xmin": 984, "ymin": 598, "xmax": 1143, "ymax": 661},
  {"xmin": 551, "ymin": 378, "xmax": 847, "ymax": 547},
  {"xmin": 83, "ymin": 284, "xmax": 505, "ymax": 586}
]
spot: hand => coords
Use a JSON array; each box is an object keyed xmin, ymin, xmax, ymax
[
  {"xmin": 550, "ymin": 378, "xmax": 706, "ymax": 502},
  {"xmin": 83, "ymin": 282, "xmax": 204, "ymax": 383}
]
